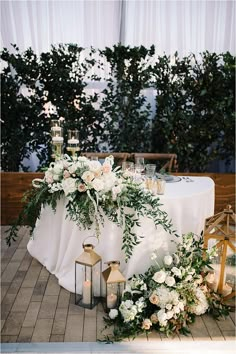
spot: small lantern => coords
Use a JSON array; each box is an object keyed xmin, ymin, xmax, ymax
[
  {"xmin": 51, "ymin": 119, "xmax": 64, "ymax": 160},
  {"xmin": 102, "ymin": 260, "xmax": 126, "ymax": 311},
  {"xmin": 203, "ymin": 205, "xmax": 236, "ymax": 301},
  {"xmin": 67, "ymin": 129, "xmax": 80, "ymax": 157},
  {"xmin": 75, "ymin": 239, "xmax": 102, "ymax": 309}
]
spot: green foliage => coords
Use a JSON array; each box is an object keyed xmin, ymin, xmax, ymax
[
  {"xmin": 1, "ymin": 45, "xmax": 49, "ymax": 171},
  {"xmin": 99, "ymin": 44, "xmax": 155, "ymax": 152},
  {"xmin": 1, "ymin": 45, "xmax": 235, "ymax": 172},
  {"xmin": 6, "ymin": 155, "xmax": 174, "ymax": 261},
  {"xmin": 151, "ymin": 51, "xmax": 235, "ymax": 172},
  {"xmin": 101, "ymin": 233, "xmax": 230, "ymax": 341}
]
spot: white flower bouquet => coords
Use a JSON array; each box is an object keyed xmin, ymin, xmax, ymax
[
  {"xmin": 104, "ymin": 232, "xmax": 230, "ymax": 340},
  {"xmin": 6, "ymin": 155, "xmax": 174, "ymax": 260}
]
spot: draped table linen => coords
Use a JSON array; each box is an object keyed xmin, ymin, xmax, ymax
[{"xmin": 27, "ymin": 176, "xmax": 215, "ymax": 294}]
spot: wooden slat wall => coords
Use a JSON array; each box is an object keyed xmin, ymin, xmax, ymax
[
  {"xmin": 1, "ymin": 172, "xmax": 44, "ymax": 225},
  {"xmin": 1, "ymin": 172, "xmax": 235, "ymax": 225}
]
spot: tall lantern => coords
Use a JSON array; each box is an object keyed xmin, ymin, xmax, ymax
[
  {"xmin": 102, "ymin": 260, "xmax": 126, "ymax": 311},
  {"xmin": 75, "ymin": 239, "xmax": 102, "ymax": 309},
  {"xmin": 203, "ymin": 205, "xmax": 236, "ymax": 301}
]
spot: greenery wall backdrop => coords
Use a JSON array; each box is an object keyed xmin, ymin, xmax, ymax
[{"xmin": 1, "ymin": 44, "xmax": 235, "ymax": 172}]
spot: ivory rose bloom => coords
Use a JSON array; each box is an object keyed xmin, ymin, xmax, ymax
[
  {"xmin": 171, "ymin": 267, "xmax": 182, "ymax": 278},
  {"xmin": 164, "ymin": 255, "xmax": 173, "ymax": 266},
  {"xmin": 165, "ymin": 275, "xmax": 175, "ymax": 287},
  {"xmin": 62, "ymin": 178, "xmax": 77, "ymax": 195},
  {"xmin": 149, "ymin": 293, "xmax": 159, "ymax": 305},
  {"xmin": 45, "ymin": 171, "xmax": 54, "ymax": 184},
  {"xmin": 91, "ymin": 178, "xmax": 104, "ymax": 192},
  {"xmin": 152, "ymin": 270, "xmax": 166, "ymax": 284},
  {"xmin": 82, "ymin": 171, "xmax": 95, "ymax": 183},
  {"xmin": 102, "ymin": 162, "xmax": 112, "ymax": 174},
  {"xmin": 150, "ymin": 313, "xmax": 159, "ymax": 324},
  {"xmin": 109, "ymin": 309, "xmax": 118, "ymax": 319},
  {"xmin": 141, "ymin": 318, "xmax": 152, "ymax": 330}
]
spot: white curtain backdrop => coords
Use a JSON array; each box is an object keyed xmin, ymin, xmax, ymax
[{"xmin": 1, "ymin": 0, "xmax": 235, "ymax": 55}]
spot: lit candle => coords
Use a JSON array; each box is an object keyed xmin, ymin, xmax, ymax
[
  {"xmin": 107, "ymin": 293, "xmax": 117, "ymax": 309},
  {"xmin": 82, "ymin": 280, "xmax": 92, "ymax": 305},
  {"xmin": 206, "ymin": 272, "xmax": 218, "ymax": 292},
  {"xmin": 68, "ymin": 137, "xmax": 79, "ymax": 145},
  {"xmin": 221, "ymin": 283, "xmax": 232, "ymax": 297},
  {"xmin": 52, "ymin": 136, "xmax": 63, "ymax": 143},
  {"xmin": 156, "ymin": 179, "xmax": 166, "ymax": 195}
]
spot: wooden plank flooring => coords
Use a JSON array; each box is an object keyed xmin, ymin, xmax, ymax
[{"xmin": 1, "ymin": 226, "xmax": 235, "ymax": 344}]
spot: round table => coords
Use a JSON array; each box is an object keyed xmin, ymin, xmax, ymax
[{"xmin": 27, "ymin": 176, "xmax": 215, "ymax": 294}]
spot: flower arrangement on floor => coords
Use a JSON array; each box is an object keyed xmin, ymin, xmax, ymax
[
  {"xmin": 6, "ymin": 155, "xmax": 175, "ymax": 260},
  {"xmin": 103, "ymin": 232, "xmax": 230, "ymax": 341}
]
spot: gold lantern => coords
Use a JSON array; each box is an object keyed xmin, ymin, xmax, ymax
[
  {"xmin": 67, "ymin": 129, "xmax": 80, "ymax": 157},
  {"xmin": 51, "ymin": 119, "xmax": 64, "ymax": 160},
  {"xmin": 75, "ymin": 239, "xmax": 102, "ymax": 309},
  {"xmin": 203, "ymin": 205, "xmax": 236, "ymax": 301},
  {"xmin": 102, "ymin": 260, "xmax": 126, "ymax": 311}
]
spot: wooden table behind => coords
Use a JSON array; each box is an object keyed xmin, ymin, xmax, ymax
[{"xmin": 1, "ymin": 172, "xmax": 235, "ymax": 225}]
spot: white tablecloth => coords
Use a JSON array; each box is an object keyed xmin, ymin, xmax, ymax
[{"xmin": 27, "ymin": 176, "xmax": 214, "ymax": 293}]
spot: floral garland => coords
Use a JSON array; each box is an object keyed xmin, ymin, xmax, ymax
[
  {"xmin": 104, "ymin": 232, "xmax": 230, "ymax": 340},
  {"xmin": 6, "ymin": 155, "xmax": 175, "ymax": 260}
]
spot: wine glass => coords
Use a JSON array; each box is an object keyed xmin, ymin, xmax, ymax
[
  {"xmin": 122, "ymin": 161, "xmax": 134, "ymax": 172},
  {"xmin": 135, "ymin": 157, "xmax": 145, "ymax": 175}
]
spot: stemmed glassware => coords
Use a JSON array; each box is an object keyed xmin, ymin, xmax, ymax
[{"xmin": 145, "ymin": 164, "xmax": 156, "ymax": 190}]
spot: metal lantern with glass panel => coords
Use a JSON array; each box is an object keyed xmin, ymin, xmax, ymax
[
  {"xmin": 203, "ymin": 205, "xmax": 235, "ymax": 301},
  {"xmin": 102, "ymin": 260, "xmax": 126, "ymax": 311},
  {"xmin": 51, "ymin": 119, "xmax": 64, "ymax": 160},
  {"xmin": 75, "ymin": 240, "xmax": 102, "ymax": 309},
  {"xmin": 67, "ymin": 129, "xmax": 80, "ymax": 157}
]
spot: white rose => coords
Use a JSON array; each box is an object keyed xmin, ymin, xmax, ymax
[
  {"xmin": 82, "ymin": 171, "xmax": 95, "ymax": 183},
  {"xmin": 109, "ymin": 309, "xmax": 118, "ymax": 320},
  {"xmin": 157, "ymin": 309, "xmax": 168, "ymax": 327},
  {"xmin": 102, "ymin": 173, "xmax": 117, "ymax": 192},
  {"xmin": 68, "ymin": 164, "xmax": 77, "ymax": 174},
  {"xmin": 165, "ymin": 303, "xmax": 172, "ymax": 310},
  {"xmin": 171, "ymin": 267, "xmax": 182, "ymax": 277},
  {"xmin": 61, "ymin": 178, "xmax": 77, "ymax": 195},
  {"xmin": 165, "ymin": 276, "xmax": 175, "ymax": 287},
  {"xmin": 91, "ymin": 178, "xmax": 104, "ymax": 192},
  {"xmin": 185, "ymin": 274, "xmax": 193, "ymax": 282},
  {"xmin": 45, "ymin": 171, "xmax": 54, "ymax": 184},
  {"xmin": 89, "ymin": 160, "xmax": 102, "ymax": 172},
  {"xmin": 164, "ymin": 255, "xmax": 173, "ymax": 266},
  {"xmin": 173, "ymin": 305, "xmax": 180, "ymax": 314},
  {"xmin": 53, "ymin": 163, "xmax": 63, "ymax": 175},
  {"xmin": 166, "ymin": 310, "xmax": 174, "ymax": 319},
  {"xmin": 152, "ymin": 270, "xmax": 166, "ymax": 284}
]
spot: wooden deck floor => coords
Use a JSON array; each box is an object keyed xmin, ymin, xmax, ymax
[{"xmin": 1, "ymin": 226, "xmax": 235, "ymax": 344}]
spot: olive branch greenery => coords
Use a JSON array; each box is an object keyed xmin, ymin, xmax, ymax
[{"xmin": 6, "ymin": 171, "xmax": 175, "ymax": 262}]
